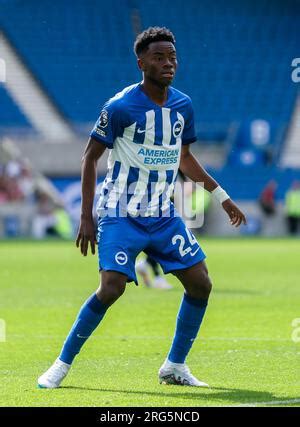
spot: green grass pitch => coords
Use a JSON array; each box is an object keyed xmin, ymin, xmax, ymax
[{"xmin": 0, "ymin": 238, "xmax": 299, "ymax": 407}]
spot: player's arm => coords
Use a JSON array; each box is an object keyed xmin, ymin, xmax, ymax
[
  {"xmin": 180, "ymin": 144, "xmax": 247, "ymax": 227},
  {"xmin": 76, "ymin": 137, "xmax": 106, "ymax": 256}
]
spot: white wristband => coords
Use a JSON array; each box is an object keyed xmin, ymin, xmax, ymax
[{"xmin": 211, "ymin": 186, "xmax": 230, "ymax": 204}]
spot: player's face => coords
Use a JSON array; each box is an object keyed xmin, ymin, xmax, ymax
[{"xmin": 139, "ymin": 41, "xmax": 177, "ymax": 87}]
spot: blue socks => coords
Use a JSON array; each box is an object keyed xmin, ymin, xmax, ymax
[
  {"xmin": 58, "ymin": 292, "xmax": 206, "ymax": 365},
  {"xmin": 59, "ymin": 293, "xmax": 108, "ymax": 365},
  {"xmin": 168, "ymin": 293, "xmax": 208, "ymax": 364}
]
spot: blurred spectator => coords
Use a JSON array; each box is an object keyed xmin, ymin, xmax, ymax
[
  {"xmin": 0, "ymin": 166, "xmax": 8, "ymax": 203},
  {"xmin": 0, "ymin": 158, "xmax": 35, "ymax": 204},
  {"xmin": 184, "ymin": 184, "xmax": 211, "ymax": 234},
  {"xmin": 285, "ymin": 181, "xmax": 300, "ymax": 235},
  {"xmin": 0, "ymin": 162, "xmax": 24, "ymax": 203},
  {"xmin": 17, "ymin": 161, "xmax": 35, "ymax": 202},
  {"xmin": 0, "ymin": 142, "xmax": 73, "ymax": 238},
  {"xmin": 259, "ymin": 180, "xmax": 277, "ymax": 216},
  {"xmin": 32, "ymin": 190, "xmax": 73, "ymax": 239}
]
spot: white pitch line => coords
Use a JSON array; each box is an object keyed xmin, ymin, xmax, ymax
[{"xmin": 236, "ymin": 398, "xmax": 300, "ymax": 407}]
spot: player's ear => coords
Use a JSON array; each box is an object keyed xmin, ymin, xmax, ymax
[{"xmin": 137, "ymin": 57, "xmax": 146, "ymax": 72}]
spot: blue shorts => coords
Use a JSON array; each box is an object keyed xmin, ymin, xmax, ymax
[{"xmin": 97, "ymin": 215, "xmax": 206, "ymax": 284}]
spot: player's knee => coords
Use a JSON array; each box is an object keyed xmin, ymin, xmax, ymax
[
  {"xmin": 96, "ymin": 285, "xmax": 125, "ymax": 306},
  {"xmin": 188, "ymin": 272, "xmax": 212, "ymax": 300},
  {"xmin": 96, "ymin": 277, "xmax": 126, "ymax": 306},
  {"xmin": 197, "ymin": 264, "xmax": 212, "ymax": 297},
  {"xmin": 201, "ymin": 274, "xmax": 212, "ymax": 298}
]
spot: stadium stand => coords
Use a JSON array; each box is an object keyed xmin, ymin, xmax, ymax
[
  {"xmin": 0, "ymin": 0, "xmax": 139, "ymax": 126},
  {"xmin": 138, "ymin": 0, "xmax": 299, "ymax": 156},
  {"xmin": 0, "ymin": 0, "xmax": 300, "ymax": 237},
  {"xmin": 0, "ymin": 85, "xmax": 31, "ymax": 129},
  {"xmin": 0, "ymin": 0, "xmax": 299, "ymax": 150}
]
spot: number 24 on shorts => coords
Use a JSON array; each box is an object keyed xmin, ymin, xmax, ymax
[{"xmin": 172, "ymin": 227, "xmax": 199, "ymax": 257}]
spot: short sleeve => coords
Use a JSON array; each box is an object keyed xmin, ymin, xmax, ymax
[
  {"xmin": 90, "ymin": 99, "xmax": 123, "ymax": 149},
  {"xmin": 182, "ymin": 99, "xmax": 197, "ymax": 145}
]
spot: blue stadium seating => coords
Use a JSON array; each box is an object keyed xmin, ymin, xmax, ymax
[
  {"xmin": 0, "ymin": 0, "xmax": 299, "ymax": 153},
  {"xmin": 138, "ymin": 0, "xmax": 299, "ymax": 145},
  {"xmin": 0, "ymin": 0, "xmax": 139, "ymax": 125},
  {"xmin": 208, "ymin": 165, "xmax": 300, "ymax": 200},
  {"xmin": 0, "ymin": 86, "xmax": 31, "ymax": 129}
]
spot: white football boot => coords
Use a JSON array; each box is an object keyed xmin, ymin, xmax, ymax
[
  {"xmin": 38, "ymin": 358, "xmax": 71, "ymax": 389},
  {"xmin": 152, "ymin": 276, "xmax": 173, "ymax": 290},
  {"xmin": 159, "ymin": 360, "xmax": 209, "ymax": 387},
  {"xmin": 135, "ymin": 259, "xmax": 152, "ymax": 287}
]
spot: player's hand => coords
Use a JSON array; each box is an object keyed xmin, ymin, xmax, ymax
[
  {"xmin": 222, "ymin": 199, "xmax": 247, "ymax": 227},
  {"xmin": 76, "ymin": 218, "xmax": 97, "ymax": 256}
]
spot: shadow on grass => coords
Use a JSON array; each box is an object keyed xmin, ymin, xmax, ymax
[{"xmin": 60, "ymin": 385, "xmax": 291, "ymax": 405}]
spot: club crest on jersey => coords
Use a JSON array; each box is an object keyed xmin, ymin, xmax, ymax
[
  {"xmin": 173, "ymin": 120, "xmax": 183, "ymax": 138},
  {"xmin": 98, "ymin": 110, "xmax": 108, "ymax": 128},
  {"xmin": 115, "ymin": 251, "xmax": 128, "ymax": 265}
]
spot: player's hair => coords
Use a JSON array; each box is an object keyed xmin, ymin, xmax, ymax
[{"xmin": 134, "ymin": 27, "xmax": 175, "ymax": 57}]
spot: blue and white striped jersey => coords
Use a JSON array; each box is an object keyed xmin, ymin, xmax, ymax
[{"xmin": 90, "ymin": 82, "xmax": 196, "ymax": 217}]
